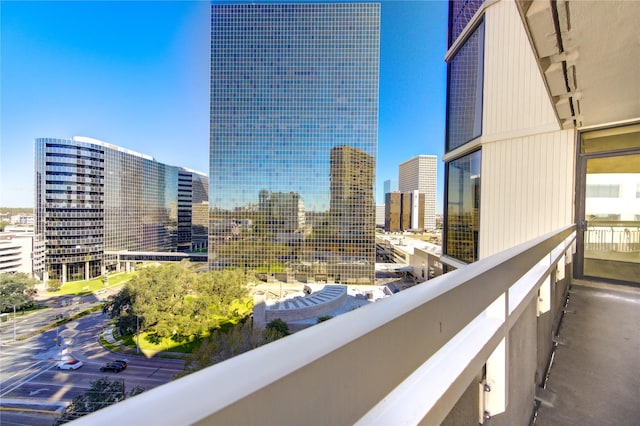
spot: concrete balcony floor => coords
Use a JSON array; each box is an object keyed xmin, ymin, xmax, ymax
[{"xmin": 535, "ymin": 279, "xmax": 640, "ymax": 425}]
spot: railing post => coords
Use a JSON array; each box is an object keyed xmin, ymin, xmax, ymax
[
  {"xmin": 482, "ymin": 293, "xmax": 507, "ymax": 421},
  {"xmin": 483, "ymin": 337, "xmax": 507, "ymax": 422}
]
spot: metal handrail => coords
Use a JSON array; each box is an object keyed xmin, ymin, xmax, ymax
[{"xmin": 72, "ymin": 225, "xmax": 576, "ymax": 426}]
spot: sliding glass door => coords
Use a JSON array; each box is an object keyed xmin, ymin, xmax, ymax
[{"xmin": 577, "ymin": 125, "xmax": 640, "ymax": 285}]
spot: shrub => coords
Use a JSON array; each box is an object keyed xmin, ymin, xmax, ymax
[{"xmin": 47, "ymin": 279, "xmax": 62, "ymax": 292}]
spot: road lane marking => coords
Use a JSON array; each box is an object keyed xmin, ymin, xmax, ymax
[
  {"xmin": 0, "ymin": 363, "xmax": 56, "ymax": 398},
  {"xmin": 1, "ymin": 360, "xmax": 49, "ymax": 382}
]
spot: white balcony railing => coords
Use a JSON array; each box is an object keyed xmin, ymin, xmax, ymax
[{"xmin": 73, "ymin": 225, "xmax": 576, "ymax": 426}]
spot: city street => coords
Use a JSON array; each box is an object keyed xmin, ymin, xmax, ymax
[{"xmin": 0, "ymin": 305, "xmax": 184, "ymax": 425}]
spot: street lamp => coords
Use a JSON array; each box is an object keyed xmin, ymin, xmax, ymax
[
  {"xmin": 13, "ymin": 304, "xmax": 16, "ymax": 341},
  {"xmin": 136, "ymin": 315, "xmax": 140, "ymax": 354}
]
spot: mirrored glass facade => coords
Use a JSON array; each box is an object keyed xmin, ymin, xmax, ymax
[
  {"xmin": 35, "ymin": 137, "xmax": 208, "ymax": 282},
  {"xmin": 209, "ymin": 3, "xmax": 379, "ymax": 283}
]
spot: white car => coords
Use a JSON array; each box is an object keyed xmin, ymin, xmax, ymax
[{"xmin": 57, "ymin": 359, "xmax": 83, "ymax": 370}]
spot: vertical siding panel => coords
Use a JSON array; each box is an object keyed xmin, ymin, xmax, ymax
[
  {"xmin": 483, "ymin": 0, "xmax": 558, "ymax": 139},
  {"xmin": 551, "ymin": 135, "xmax": 559, "ymax": 230},
  {"xmin": 515, "ymin": 139, "xmax": 524, "ymax": 244},
  {"xmin": 525, "ymin": 138, "xmax": 534, "ymax": 239},
  {"xmin": 488, "ymin": 143, "xmax": 498, "ymax": 258},
  {"xmin": 543, "ymin": 136, "xmax": 553, "ymax": 232},
  {"xmin": 507, "ymin": 141, "xmax": 516, "ymax": 248},
  {"xmin": 478, "ymin": 1, "xmax": 576, "ymax": 258},
  {"xmin": 481, "ymin": 144, "xmax": 492, "ymax": 258},
  {"xmin": 496, "ymin": 143, "xmax": 504, "ymax": 256},
  {"xmin": 521, "ymin": 139, "xmax": 528, "ymax": 244}
]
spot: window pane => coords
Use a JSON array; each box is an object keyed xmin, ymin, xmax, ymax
[
  {"xmin": 446, "ymin": 150, "xmax": 481, "ymax": 263},
  {"xmin": 449, "ymin": 0, "xmax": 484, "ymax": 45},
  {"xmin": 446, "ymin": 21, "xmax": 484, "ymax": 152}
]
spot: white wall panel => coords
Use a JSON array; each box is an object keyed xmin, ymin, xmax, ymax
[
  {"xmin": 483, "ymin": 0, "xmax": 559, "ymax": 140},
  {"xmin": 480, "ymin": 130, "xmax": 575, "ymax": 258},
  {"xmin": 477, "ymin": 0, "xmax": 576, "ymax": 258}
]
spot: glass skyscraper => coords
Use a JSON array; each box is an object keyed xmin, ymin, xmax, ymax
[
  {"xmin": 209, "ymin": 3, "xmax": 380, "ymax": 283},
  {"xmin": 34, "ymin": 136, "xmax": 208, "ymax": 282}
]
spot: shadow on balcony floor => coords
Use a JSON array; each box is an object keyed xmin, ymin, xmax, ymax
[{"xmin": 535, "ymin": 280, "xmax": 640, "ymax": 425}]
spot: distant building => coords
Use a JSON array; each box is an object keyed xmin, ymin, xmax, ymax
[
  {"xmin": 375, "ymin": 205, "xmax": 385, "ymax": 228},
  {"xmin": 385, "ymin": 192, "xmax": 402, "ymax": 232},
  {"xmin": 34, "ymin": 136, "xmax": 208, "ymax": 282},
  {"xmin": 0, "ymin": 232, "xmax": 33, "ymax": 274},
  {"xmin": 399, "ymin": 155, "xmax": 437, "ymax": 229},
  {"xmin": 383, "ymin": 179, "xmax": 398, "ymax": 195},
  {"xmin": 209, "ymin": 2, "xmax": 380, "ymax": 284},
  {"xmin": 10, "ymin": 214, "xmax": 34, "ymax": 226},
  {"xmin": 385, "ymin": 191, "xmax": 425, "ymax": 232}
]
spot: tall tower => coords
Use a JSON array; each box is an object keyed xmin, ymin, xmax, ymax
[
  {"xmin": 209, "ymin": 3, "xmax": 380, "ymax": 283},
  {"xmin": 398, "ymin": 155, "xmax": 437, "ymax": 229}
]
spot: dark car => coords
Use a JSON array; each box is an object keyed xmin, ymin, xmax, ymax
[
  {"xmin": 100, "ymin": 362, "xmax": 125, "ymax": 373},
  {"xmin": 112, "ymin": 360, "xmax": 127, "ymax": 370}
]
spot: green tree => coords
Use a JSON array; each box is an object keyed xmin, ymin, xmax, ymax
[
  {"xmin": 103, "ymin": 285, "xmax": 136, "ymax": 334},
  {"xmin": 104, "ymin": 263, "xmax": 250, "ymax": 343},
  {"xmin": 0, "ymin": 273, "xmax": 38, "ymax": 313},
  {"xmin": 0, "ymin": 221, "xmax": 9, "ymax": 232},
  {"xmin": 177, "ymin": 320, "xmax": 286, "ymax": 378},
  {"xmin": 54, "ymin": 377, "xmax": 144, "ymax": 424}
]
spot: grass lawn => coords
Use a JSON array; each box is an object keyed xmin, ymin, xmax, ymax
[
  {"xmin": 114, "ymin": 314, "xmax": 249, "ymax": 357},
  {"xmin": 119, "ymin": 331, "xmax": 202, "ymax": 356},
  {"xmin": 44, "ymin": 271, "xmax": 138, "ymax": 296}
]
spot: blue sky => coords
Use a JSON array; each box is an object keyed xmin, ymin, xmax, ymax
[{"xmin": 0, "ymin": 0, "xmax": 448, "ymax": 211}]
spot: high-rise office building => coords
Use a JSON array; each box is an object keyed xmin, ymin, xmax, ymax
[
  {"xmin": 398, "ymin": 155, "xmax": 437, "ymax": 229},
  {"xmin": 34, "ymin": 136, "xmax": 208, "ymax": 282},
  {"xmin": 383, "ymin": 179, "xmax": 398, "ymax": 195},
  {"xmin": 209, "ymin": 3, "xmax": 380, "ymax": 283}
]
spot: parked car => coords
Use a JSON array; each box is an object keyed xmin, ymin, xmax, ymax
[
  {"xmin": 100, "ymin": 362, "xmax": 125, "ymax": 373},
  {"xmin": 57, "ymin": 359, "xmax": 83, "ymax": 370}
]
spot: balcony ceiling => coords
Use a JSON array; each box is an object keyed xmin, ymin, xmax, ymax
[{"xmin": 519, "ymin": 0, "xmax": 640, "ymax": 129}]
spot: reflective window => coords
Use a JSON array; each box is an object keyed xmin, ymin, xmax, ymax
[
  {"xmin": 446, "ymin": 21, "xmax": 484, "ymax": 152},
  {"xmin": 445, "ymin": 150, "xmax": 481, "ymax": 263},
  {"xmin": 209, "ymin": 3, "xmax": 379, "ymax": 283}
]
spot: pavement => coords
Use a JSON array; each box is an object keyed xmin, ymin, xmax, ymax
[{"xmin": 535, "ymin": 280, "xmax": 640, "ymax": 425}]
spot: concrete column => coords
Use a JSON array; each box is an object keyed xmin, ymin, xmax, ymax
[
  {"xmin": 125, "ymin": 262, "xmax": 130, "ymax": 273},
  {"xmin": 85, "ymin": 261, "xmax": 90, "ymax": 281},
  {"xmin": 116, "ymin": 262, "xmax": 121, "ymax": 272},
  {"xmin": 253, "ymin": 292, "xmax": 267, "ymax": 330},
  {"xmin": 62, "ymin": 263, "xmax": 67, "ymax": 284}
]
